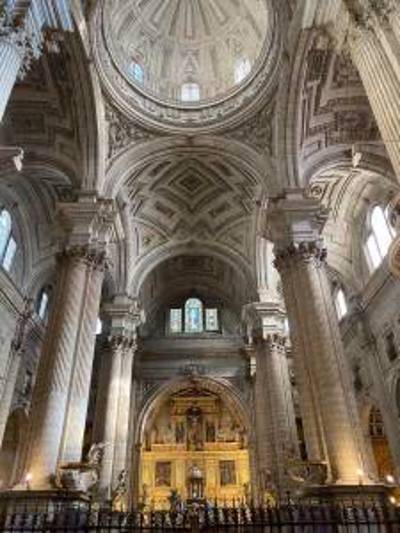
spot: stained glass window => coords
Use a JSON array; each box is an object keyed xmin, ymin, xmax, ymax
[
  {"xmin": 205, "ymin": 308, "xmax": 218, "ymax": 331},
  {"xmin": 170, "ymin": 308, "xmax": 182, "ymax": 333},
  {"xmin": 0, "ymin": 210, "xmax": 12, "ymax": 259},
  {"xmin": 185, "ymin": 298, "xmax": 203, "ymax": 333}
]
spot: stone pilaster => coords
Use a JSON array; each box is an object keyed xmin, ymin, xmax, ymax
[
  {"xmin": 269, "ymin": 191, "xmax": 375, "ymax": 485},
  {"xmin": 25, "ymin": 197, "xmax": 116, "ymax": 489},
  {"xmin": 0, "ymin": 297, "xmax": 33, "ymax": 446},
  {"xmin": 95, "ymin": 295, "xmax": 142, "ymax": 500}
]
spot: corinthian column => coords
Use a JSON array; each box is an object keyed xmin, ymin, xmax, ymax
[
  {"xmin": 95, "ymin": 295, "xmax": 141, "ymax": 500},
  {"xmin": 25, "ymin": 196, "xmax": 115, "ymax": 489},
  {"xmin": 269, "ymin": 190, "xmax": 374, "ymax": 485},
  {"xmin": 243, "ymin": 302, "xmax": 299, "ymax": 496}
]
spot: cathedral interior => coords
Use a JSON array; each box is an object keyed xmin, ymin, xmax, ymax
[{"xmin": 1, "ymin": 0, "xmax": 400, "ymax": 518}]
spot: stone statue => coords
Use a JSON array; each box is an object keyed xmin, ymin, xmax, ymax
[
  {"xmin": 112, "ymin": 469, "xmax": 128, "ymax": 512},
  {"xmin": 55, "ymin": 442, "xmax": 108, "ymax": 492}
]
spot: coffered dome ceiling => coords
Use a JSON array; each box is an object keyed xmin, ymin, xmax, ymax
[
  {"xmin": 107, "ymin": 0, "xmax": 268, "ymax": 105},
  {"xmin": 96, "ymin": 0, "xmax": 279, "ymax": 129}
]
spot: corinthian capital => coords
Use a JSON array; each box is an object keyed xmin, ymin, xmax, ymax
[
  {"xmin": 57, "ymin": 194, "xmax": 117, "ymax": 253},
  {"xmin": 274, "ymin": 241, "xmax": 327, "ymax": 272},
  {"xmin": 266, "ymin": 189, "xmax": 328, "ymax": 251},
  {"xmin": 0, "ymin": 14, "xmax": 42, "ymax": 78}
]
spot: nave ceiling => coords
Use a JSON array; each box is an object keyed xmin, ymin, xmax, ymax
[{"xmin": 0, "ymin": 0, "xmax": 398, "ymax": 317}]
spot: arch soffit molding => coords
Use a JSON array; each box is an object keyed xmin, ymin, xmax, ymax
[{"xmin": 128, "ymin": 240, "xmax": 258, "ymax": 301}]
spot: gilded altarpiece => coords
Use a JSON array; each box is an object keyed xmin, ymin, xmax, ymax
[{"xmin": 140, "ymin": 388, "xmax": 250, "ymax": 509}]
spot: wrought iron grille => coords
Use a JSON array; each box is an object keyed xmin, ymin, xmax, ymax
[{"xmin": 0, "ymin": 501, "xmax": 399, "ymax": 532}]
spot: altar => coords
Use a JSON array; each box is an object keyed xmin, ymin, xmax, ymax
[{"xmin": 139, "ymin": 387, "xmax": 250, "ymax": 509}]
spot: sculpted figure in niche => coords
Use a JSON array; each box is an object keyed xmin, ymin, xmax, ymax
[
  {"xmin": 206, "ymin": 420, "xmax": 215, "ymax": 442},
  {"xmin": 164, "ymin": 423, "xmax": 175, "ymax": 444},
  {"xmin": 175, "ymin": 421, "xmax": 185, "ymax": 444},
  {"xmin": 186, "ymin": 405, "xmax": 203, "ymax": 451}
]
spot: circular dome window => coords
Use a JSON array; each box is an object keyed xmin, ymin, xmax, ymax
[{"xmin": 105, "ymin": 0, "xmax": 269, "ymax": 106}]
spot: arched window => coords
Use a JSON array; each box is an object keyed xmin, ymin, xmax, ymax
[
  {"xmin": 181, "ymin": 83, "xmax": 200, "ymax": 102},
  {"xmin": 130, "ymin": 61, "xmax": 144, "ymax": 84},
  {"xmin": 0, "ymin": 209, "xmax": 17, "ymax": 272},
  {"xmin": 234, "ymin": 58, "xmax": 251, "ymax": 84},
  {"xmin": 0, "ymin": 210, "xmax": 11, "ymax": 257},
  {"xmin": 36, "ymin": 286, "xmax": 51, "ymax": 322},
  {"xmin": 185, "ymin": 298, "xmax": 203, "ymax": 333},
  {"xmin": 334, "ymin": 288, "xmax": 348, "ymax": 320},
  {"xmin": 365, "ymin": 205, "xmax": 395, "ymax": 271}
]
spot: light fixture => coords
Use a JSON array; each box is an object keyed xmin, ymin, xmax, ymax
[
  {"xmin": 386, "ymin": 474, "xmax": 395, "ymax": 484},
  {"xmin": 25, "ymin": 472, "xmax": 32, "ymax": 489},
  {"xmin": 389, "ymin": 495, "xmax": 396, "ymax": 505}
]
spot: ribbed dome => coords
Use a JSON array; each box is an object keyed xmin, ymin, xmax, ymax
[{"xmin": 106, "ymin": 0, "xmax": 269, "ymax": 105}]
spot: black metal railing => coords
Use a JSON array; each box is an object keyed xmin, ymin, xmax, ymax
[{"xmin": 1, "ymin": 500, "xmax": 400, "ymax": 532}]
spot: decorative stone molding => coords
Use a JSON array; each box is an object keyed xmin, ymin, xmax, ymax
[
  {"xmin": 56, "ymin": 246, "xmax": 109, "ymax": 272},
  {"xmin": 57, "ymin": 196, "xmax": 117, "ymax": 256},
  {"xmin": 274, "ymin": 242, "xmax": 327, "ymax": 271},
  {"xmin": 225, "ymin": 103, "xmax": 273, "ymax": 154},
  {"xmin": 105, "ymin": 103, "xmax": 162, "ymax": 159}
]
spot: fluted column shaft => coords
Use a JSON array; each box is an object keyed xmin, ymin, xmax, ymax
[
  {"xmin": 97, "ymin": 338, "xmax": 135, "ymax": 498},
  {"xmin": 255, "ymin": 337, "xmax": 299, "ymax": 492},
  {"xmin": 26, "ymin": 250, "xmax": 92, "ymax": 488},
  {"xmin": 0, "ymin": 36, "xmax": 23, "ymax": 121},
  {"xmin": 98, "ymin": 338, "xmax": 124, "ymax": 497},
  {"xmin": 59, "ymin": 257, "xmax": 106, "ymax": 463},
  {"xmin": 112, "ymin": 345, "xmax": 135, "ymax": 489},
  {"xmin": 275, "ymin": 244, "xmax": 373, "ymax": 484}
]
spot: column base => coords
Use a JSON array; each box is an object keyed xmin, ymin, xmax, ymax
[{"xmin": 300, "ymin": 484, "xmax": 392, "ymax": 504}]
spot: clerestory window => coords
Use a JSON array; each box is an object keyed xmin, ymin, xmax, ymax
[
  {"xmin": 365, "ymin": 205, "xmax": 395, "ymax": 271},
  {"xmin": 36, "ymin": 286, "xmax": 52, "ymax": 322},
  {"xmin": 234, "ymin": 58, "xmax": 251, "ymax": 84},
  {"xmin": 168, "ymin": 298, "xmax": 219, "ymax": 334},
  {"xmin": 181, "ymin": 83, "xmax": 200, "ymax": 102},
  {"xmin": 334, "ymin": 288, "xmax": 348, "ymax": 320},
  {"xmin": 0, "ymin": 210, "xmax": 17, "ymax": 272}
]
